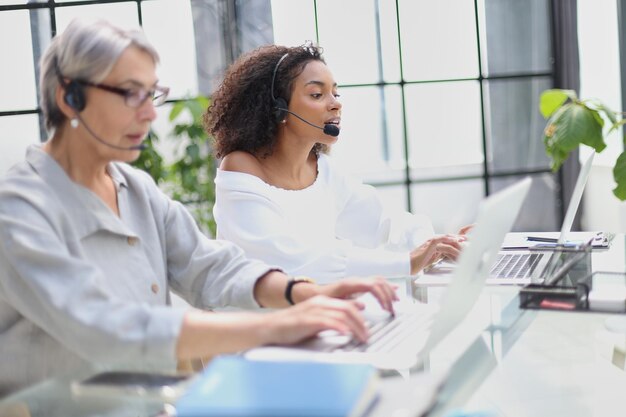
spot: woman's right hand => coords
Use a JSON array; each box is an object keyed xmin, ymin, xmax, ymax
[
  {"xmin": 177, "ymin": 296, "xmax": 368, "ymax": 360},
  {"xmin": 409, "ymin": 234, "xmax": 467, "ymax": 274},
  {"xmin": 262, "ymin": 295, "xmax": 369, "ymax": 345}
]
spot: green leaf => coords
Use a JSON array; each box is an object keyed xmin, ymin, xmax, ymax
[
  {"xmin": 596, "ymin": 103, "xmax": 618, "ymax": 124},
  {"xmin": 188, "ymin": 125, "xmax": 206, "ymax": 140},
  {"xmin": 197, "ymin": 95, "xmax": 210, "ymax": 109},
  {"xmin": 186, "ymin": 143, "xmax": 200, "ymax": 162},
  {"xmin": 550, "ymin": 102, "xmax": 605, "ymax": 146},
  {"xmin": 188, "ymin": 99, "xmax": 204, "ymax": 120},
  {"xmin": 608, "ymin": 119, "xmax": 626, "ymax": 135},
  {"xmin": 169, "ymin": 101, "xmax": 185, "ymax": 122},
  {"xmin": 589, "ymin": 108, "xmax": 605, "ymax": 129},
  {"xmin": 579, "ymin": 108, "xmax": 606, "ymax": 151},
  {"xmin": 173, "ymin": 125, "xmax": 187, "ymax": 137},
  {"xmin": 542, "ymin": 102, "xmax": 606, "ymax": 171},
  {"xmin": 613, "ymin": 151, "xmax": 626, "ymax": 200},
  {"xmin": 540, "ymin": 89, "xmax": 572, "ymax": 118}
]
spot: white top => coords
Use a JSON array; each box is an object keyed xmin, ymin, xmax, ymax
[
  {"xmin": 214, "ymin": 154, "xmax": 434, "ymax": 283},
  {"xmin": 0, "ymin": 146, "xmax": 275, "ymax": 395}
]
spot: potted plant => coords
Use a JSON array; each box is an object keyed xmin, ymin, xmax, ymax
[
  {"xmin": 540, "ymin": 89, "xmax": 626, "ymax": 198},
  {"xmin": 133, "ymin": 95, "xmax": 217, "ymax": 236}
]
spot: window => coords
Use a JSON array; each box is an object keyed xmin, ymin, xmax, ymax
[
  {"xmin": 271, "ymin": 0, "xmax": 556, "ymax": 232},
  {"xmin": 0, "ymin": 0, "xmax": 560, "ymax": 232}
]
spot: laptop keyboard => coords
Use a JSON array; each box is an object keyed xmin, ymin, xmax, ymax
[
  {"xmin": 340, "ymin": 306, "xmax": 435, "ymax": 354},
  {"xmin": 491, "ymin": 253, "xmax": 543, "ymax": 279}
]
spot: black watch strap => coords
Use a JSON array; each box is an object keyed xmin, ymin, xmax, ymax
[{"xmin": 285, "ymin": 277, "xmax": 315, "ymax": 305}]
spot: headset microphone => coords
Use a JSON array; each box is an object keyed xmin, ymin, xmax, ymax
[
  {"xmin": 274, "ymin": 107, "xmax": 340, "ymax": 137},
  {"xmin": 73, "ymin": 113, "xmax": 147, "ymax": 151}
]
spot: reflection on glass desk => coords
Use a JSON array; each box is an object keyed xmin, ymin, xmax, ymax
[{"xmin": 2, "ymin": 234, "xmax": 626, "ymax": 417}]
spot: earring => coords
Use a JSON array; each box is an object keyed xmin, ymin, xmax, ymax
[{"xmin": 70, "ymin": 118, "xmax": 79, "ymax": 129}]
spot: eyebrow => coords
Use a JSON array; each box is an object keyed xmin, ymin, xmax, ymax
[
  {"xmin": 118, "ymin": 79, "xmax": 159, "ymax": 89},
  {"xmin": 304, "ymin": 80, "xmax": 338, "ymax": 88}
]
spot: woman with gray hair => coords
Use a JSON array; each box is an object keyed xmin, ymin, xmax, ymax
[{"xmin": 0, "ymin": 18, "xmax": 397, "ymax": 396}]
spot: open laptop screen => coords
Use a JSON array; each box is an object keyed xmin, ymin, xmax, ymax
[{"xmin": 557, "ymin": 153, "xmax": 594, "ymax": 244}]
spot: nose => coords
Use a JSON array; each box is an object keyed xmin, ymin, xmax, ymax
[
  {"xmin": 138, "ymin": 98, "xmax": 157, "ymax": 122},
  {"xmin": 329, "ymin": 94, "xmax": 342, "ymax": 111}
]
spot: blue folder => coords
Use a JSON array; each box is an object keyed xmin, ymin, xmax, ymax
[{"xmin": 175, "ymin": 356, "xmax": 379, "ymax": 417}]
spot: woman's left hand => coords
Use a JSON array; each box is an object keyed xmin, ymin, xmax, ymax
[{"xmin": 316, "ymin": 277, "xmax": 399, "ymax": 315}]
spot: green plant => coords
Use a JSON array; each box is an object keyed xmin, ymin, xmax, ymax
[
  {"xmin": 133, "ymin": 95, "xmax": 216, "ymax": 236},
  {"xmin": 540, "ymin": 89, "xmax": 626, "ymax": 199}
]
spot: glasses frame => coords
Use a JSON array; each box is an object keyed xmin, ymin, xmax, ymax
[{"xmin": 77, "ymin": 80, "xmax": 170, "ymax": 107}]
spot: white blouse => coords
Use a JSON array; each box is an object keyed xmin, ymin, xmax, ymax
[{"xmin": 214, "ymin": 154, "xmax": 434, "ymax": 283}]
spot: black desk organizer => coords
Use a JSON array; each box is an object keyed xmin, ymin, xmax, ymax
[{"xmin": 519, "ymin": 242, "xmax": 592, "ymax": 312}]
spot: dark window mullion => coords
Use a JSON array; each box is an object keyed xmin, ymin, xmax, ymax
[
  {"xmin": 473, "ymin": 0, "xmax": 489, "ymax": 197},
  {"xmin": 136, "ymin": 0, "xmax": 142, "ymax": 25},
  {"xmin": 394, "ymin": 0, "xmax": 412, "ymax": 212}
]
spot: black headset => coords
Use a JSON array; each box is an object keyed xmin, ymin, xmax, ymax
[
  {"xmin": 271, "ymin": 53, "xmax": 289, "ymax": 123},
  {"xmin": 54, "ymin": 58, "xmax": 87, "ymax": 112},
  {"xmin": 63, "ymin": 81, "xmax": 86, "ymax": 112}
]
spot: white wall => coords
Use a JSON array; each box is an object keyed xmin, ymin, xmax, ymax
[{"xmin": 578, "ymin": 0, "xmax": 625, "ymax": 232}]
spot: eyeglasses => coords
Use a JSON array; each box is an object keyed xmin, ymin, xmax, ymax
[{"xmin": 77, "ymin": 80, "xmax": 170, "ymax": 107}]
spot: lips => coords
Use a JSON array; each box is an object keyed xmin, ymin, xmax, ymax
[
  {"xmin": 127, "ymin": 132, "xmax": 148, "ymax": 144},
  {"xmin": 324, "ymin": 117, "xmax": 341, "ymax": 127}
]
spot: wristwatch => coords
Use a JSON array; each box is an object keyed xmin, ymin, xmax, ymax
[{"xmin": 285, "ymin": 276, "xmax": 316, "ymax": 305}]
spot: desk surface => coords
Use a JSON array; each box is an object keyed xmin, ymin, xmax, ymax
[
  {"xmin": 2, "ymin": 233, "xmax": 626, "ymax": 417},
  {"xmin": 428, "ymin": 232, "xmax": 626, "ymax": 417}
]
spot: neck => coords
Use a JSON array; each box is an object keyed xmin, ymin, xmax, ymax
[
  {"xmin": 44, "ymin": 126, "xmax": 110, "ymax": 190},
  {"xmin": 256, "ymin": 133, "xmax": 318, "ymax": 190}
]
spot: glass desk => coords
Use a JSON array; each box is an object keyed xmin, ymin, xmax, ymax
[
  {"xmin": 423, "ymin": 233, "xmax": 626, "ymax": 417},
  {"xmin": 2, "ymin": 234, "xmax": 626, "ymax": 417}
]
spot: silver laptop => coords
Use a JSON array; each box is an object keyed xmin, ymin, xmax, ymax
[
  {"xmin": 420, "ymin": 153, "xmax": 595, "ymax": 286},
  {"xmin": 490, "ymin": 152, "xmax": 595, "ymax": 284},
  {"xmin": 245, "ymin": 178, "xmax": 531, "ymax": 370}
]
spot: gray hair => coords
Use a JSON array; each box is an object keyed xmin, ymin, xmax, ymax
[{"xmin": 40, "ymin": 18, "xmax": 160, "ymax": 132}]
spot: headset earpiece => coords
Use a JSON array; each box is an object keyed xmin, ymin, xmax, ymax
[
  {"xmin": 273, "ymin": 97, "xmax": 287, "ymax": 123},
  {"xmin": 64, "ymin": 80, "xmax": 86, "ymax": 112}
]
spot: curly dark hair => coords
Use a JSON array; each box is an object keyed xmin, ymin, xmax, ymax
[{"xmin": 205, "ymin": 43, "xmax": 329, "ymax": 159}]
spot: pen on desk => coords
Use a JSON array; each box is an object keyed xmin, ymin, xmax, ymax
[{"xmin": 526, "ymin": 236, "xmax": 558, "ymax": 243}]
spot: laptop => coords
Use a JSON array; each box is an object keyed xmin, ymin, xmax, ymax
[
  {"xmin": 491, "ymin": 152, "xmax": 596, "ymax": 284},
  {"xmin": 419, "ymin": 153, "xmax": 597, "ymax": 286},
  {"xmin": 245, "ymin": 178, "xmax": 532, "ymax": 370}
]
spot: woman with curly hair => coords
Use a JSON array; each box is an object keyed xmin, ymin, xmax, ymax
[{"xmin": 205, "ymin": 44, "xmax": 469, "ymax": 284}]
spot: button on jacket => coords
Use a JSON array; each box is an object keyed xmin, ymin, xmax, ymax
[{"xmin": 0, "ymin": 146, "xmax": 274, "ymax": 396}]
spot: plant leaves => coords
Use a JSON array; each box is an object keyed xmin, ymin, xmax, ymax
[
  {"xmin": 613, "ymin": 151, "xmax": 626, "ymax": 200},
  {"xmin": 186, "ymin": 143, "xmax": 200, "ymax": 163},
  {"xmin": 596, "ymin": 103, "xmax": 618, "ymax": 124},
  {"xmin": 540, "ymin": 89, "xmax": 574, "ymax": 118},
  {"xmin": 169, "ymin": 101, "xmax": 185, "ymax": 122},
  {"xmin": 543, "ymin": 102, "xmax": 606, "ymax": 170},
  {"xmin": 609, "ymin": 119, "xmax": 626, "ymax": 135},
  {"xmin": 134, "ymin": 95, "xmax": 224, "ymax": 235},
  {"xmin": 589, "ymin": 108, "xmax": 605, "ymax": 129}
]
